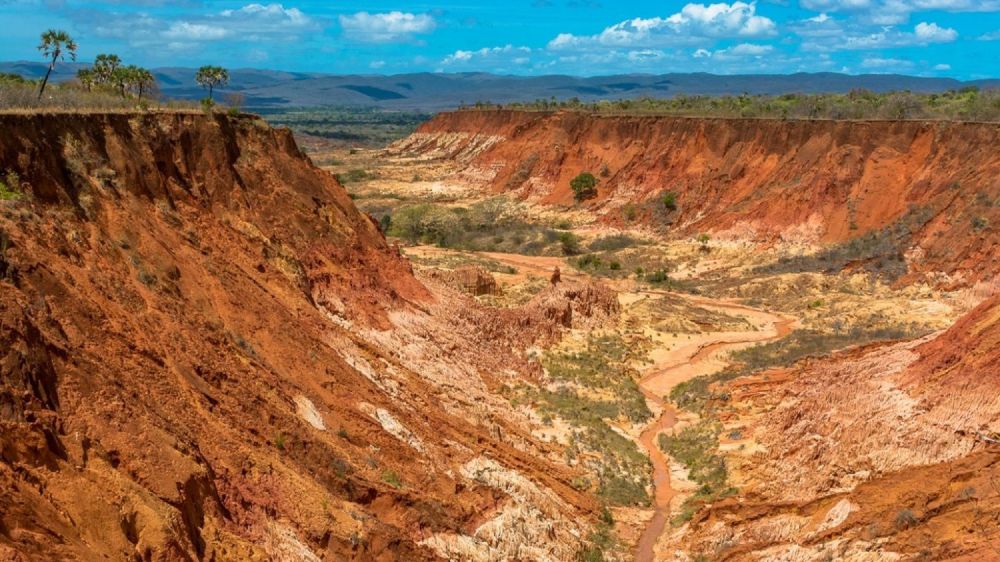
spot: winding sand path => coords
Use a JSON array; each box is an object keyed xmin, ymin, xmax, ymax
[{"xmin": 632, "ymin": 295, "xmax": 794, "ymax": 562}]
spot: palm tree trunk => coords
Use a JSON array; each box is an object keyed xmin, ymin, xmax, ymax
[{"xmin": 37, "ymin": 57, "xmax": 56, "ymax": 100}]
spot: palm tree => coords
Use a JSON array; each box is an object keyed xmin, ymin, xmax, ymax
[
  {"xmin": 92, "ymin": 53, "xmax": 122, "ymax": 85},
  {"xmin": 37, "ymin": 29, "xmax": 77, "ymax": 100},
  {"xmin": 76, "ymin": 68, "xmax": 96, "ymax": 92},
  {"xmin": 130, "ymin": 66, "xmax": 156, "ymax": 101},
  {"xmin": 195, "ymin": 65, "xmax": 229, "ymax": 101}
]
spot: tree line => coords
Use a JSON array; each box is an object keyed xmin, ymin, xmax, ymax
[{"xmin": 35, "ymin": 28, "xmax": 231, "ymax": 105}]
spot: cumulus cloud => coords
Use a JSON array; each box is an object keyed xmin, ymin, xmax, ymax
[
  {"xmin": 980, "ymin": 29, "xmax": 1000, "ymax": 40},
  {"xmin": 802, "ymin": 20, "xmax": 957, "ymax": 50},
  {"xmin": 914, "ymin": 21, "xmax": 957, "ymax": 41},
  {"xmin": 933, "ymin": 63, "xmax": 951, "ymax": 70},
  {"xmin": 547, "ymin": 2, "xmax": 777, "ymax": 51},
  {"xmin": 339, "ymin": 11, "xmax": 436, "ymax": 43}
]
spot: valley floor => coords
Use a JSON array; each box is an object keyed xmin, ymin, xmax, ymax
[{"xmin": 303, "ymin": 141, "xmax": 999, "ymax": 560}]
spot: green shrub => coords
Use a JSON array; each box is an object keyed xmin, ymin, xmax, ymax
[
  {"xmin": 662, "ymin": 191, "xmax": 678, "ymax": 211},
  {"xmin": 273, "ymin": 433, "xmax": 286, "ymax": 450},
  {"xmin": 559, "ymin": 231, "xmax": 582, "ymax": 255},
  {"xmin": 570, "ymin": 172, "xmax": 598, "ymax": 202},
  {"xmin": 0, "ymin": 171, "xmax": 22, "ymax": 201}
]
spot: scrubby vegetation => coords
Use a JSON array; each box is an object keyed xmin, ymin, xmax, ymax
[
  {"xmin": 378, "ymin": 197, "xmax": 588, "ymax": 256},
  {"xmin": 506, "ymin": 334, "xmax": 652, "ymax": 507},
  {"xmin": 659, "ymin": 420, "xmax": 736, "ymax": 525},
  {"xmin": 473, "ymin": 88, "xmax": 1000, "ymax": 121},
  {"xmin": 576, "ymin": 507, "xmax": 618, "ymax": 562},
  {"xmin": 757, "ymin": 208, "xmax": 934, "ymax": 280},
  {"xmin": 670, "ymin": 324, "xmax": 928, "ymax": 415}
]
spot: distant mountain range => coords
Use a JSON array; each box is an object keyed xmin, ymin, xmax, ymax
[{"xmin": 3, "ymin": 61, "xmax": 997, "ymax": 111}]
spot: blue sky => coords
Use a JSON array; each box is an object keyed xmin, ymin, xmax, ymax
[{"xmin": 1, "ymin": 0, "xmax": 997, "ymax": 78}]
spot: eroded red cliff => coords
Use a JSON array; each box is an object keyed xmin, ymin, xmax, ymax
[
  {"xmin": 0, "ymin": 113, "xmax": 602, "ymax": 561},
  {"xmin": 393, "ymin": 110, "xmax": 1000, "ymax": 286}
]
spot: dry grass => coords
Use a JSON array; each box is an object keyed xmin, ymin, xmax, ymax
[{"xmin": 0, "ymin": 81, "xmax": 199, "ymax": 113}]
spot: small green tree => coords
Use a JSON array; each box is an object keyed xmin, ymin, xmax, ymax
[
  {"xmin": 195, "ymin": 65, "xmax": 229, "ymax": 101},
  {"xmin": 37, "ymin": 29, "xmax": 77, "ymax": 100},
  {"xmin": 570, "ymin": 172, "xmax": 598, "ymax": 202}
]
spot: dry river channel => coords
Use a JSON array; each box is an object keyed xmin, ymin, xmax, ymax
[{"xmin": 406, "ymin": 246, "xmax": 795, "ymax": 561}]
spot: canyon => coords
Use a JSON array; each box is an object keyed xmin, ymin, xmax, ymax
[{"xmin": 1, "ymin": 109, "xmax": 998, "ymax": 562}]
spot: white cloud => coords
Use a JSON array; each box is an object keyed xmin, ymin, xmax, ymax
[
  {"xmin": 860, "ymin": 56, "xmax": 914, "ymax": 69},
  {"xmin": 802, "ymin": 20, "xmax": 958, "ymax": 50},
  {"xmin": 339, "ymin": 11, "xmax": 436, "ymax": 43},
  {"xmin": 693, "ymin": 48, "xmax": 713, "ymax": 57},
  {"xmin": 442, "ymin": 45, "xmax": 532, "ymax": 66},
  {"xmin": 163, "ymin": 22, "xmax": 230, "ymax": 40},
  {"xmin": 724, "ymin": 42, "xmax": 774, "ymax": 55},
  {"xmin": 799, "ymin": 0, "xmax": 999, "ymax": 25},
  {"xmin": 547, "ymin": 2, "xmax": 777, "ymax": 51},
  {"xmin": 933, "ymin": 63, "xmax": 951, "ymax": 70},
  {"xmin": 980, "ymin": 29, "xmax": 1000, "ymax": 40},
  {"xmin": 914, "ymin": 21, "xmax": 957, "ymax": 41},
  {"xmin": 90, "ymin": 3, "xmax": 318, "ymax": 46}
]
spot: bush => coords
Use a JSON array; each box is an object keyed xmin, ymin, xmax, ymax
[
  {"xmin": 894, "ymin": 508, "xmax": 918, "ymax": 530},
  {"xmin": 559, "ymin": 232, "xmax": 582, "ymax": 255},
  {"xmin": 570, "ymin": 172, "xmax": 598, "ymax": 202},
  {"xmin": 662, "ymin": 191, "xmax": 678, "ymax": 211},
  {"xmin": 0, "ymin": 171, "xmax": 22, "ymax": 201}
]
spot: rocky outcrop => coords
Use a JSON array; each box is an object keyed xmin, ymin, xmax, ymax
[
  {"xmin": 425, "ymin": 265, "xmax": 503, "ymax": 296},
  {"xmin": 392, "ymin": 110, "xmax": 1000, "ymax": 286}
]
